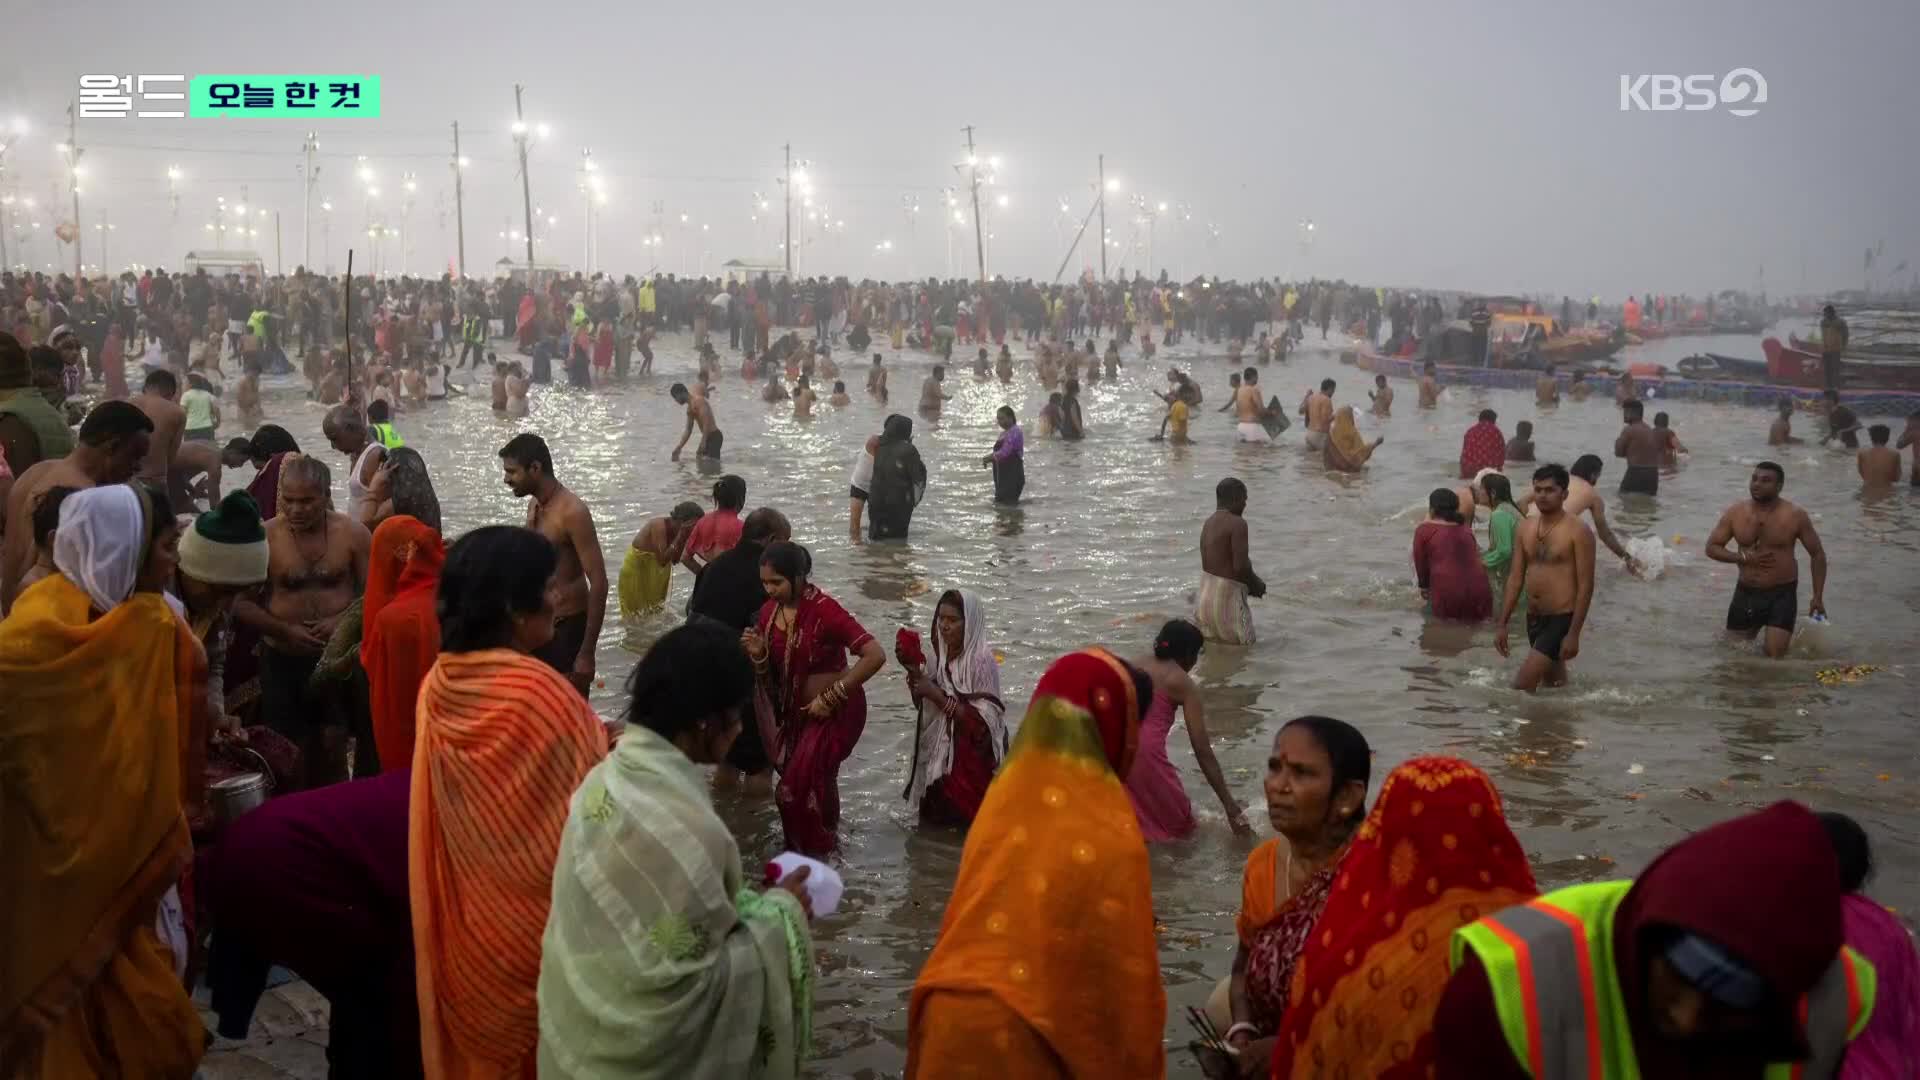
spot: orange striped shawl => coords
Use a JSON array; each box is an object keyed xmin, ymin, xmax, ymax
[{"xmin": 409, "ymin": 648, "xmax": 606, "ymax": 1079}]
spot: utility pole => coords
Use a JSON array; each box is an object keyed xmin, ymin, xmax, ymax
[
  {"xmin": 1098, "ymin": 153, "xmax": 1107, "ymax": 280},
  {"xmin": 783, "ymin": 143, "xmax": 792, "ymax": 277},
  {"xmin": 451, "ymin": 121, "xmax": 466, "ymax": 278},
  {"xmin": 514, "ymin": 85, "xmax": 534, "ymax": 266},
  {"xmin": 962, "ymin": 125, "xmax": 986, "ymax": 283},
  {"xmin": 66, "ymin": 102, "xmax": 82, "ymax": 276},
  {"xmin": 300, "ymin": 130, "xmax": 318, "ymax": 271},
  {"xmin": 274, "ymin": 211, "xmax": 282, "ymax": 275}
]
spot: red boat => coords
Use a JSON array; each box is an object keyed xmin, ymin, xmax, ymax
[{"xmin": 1762, "ymin": 337, "xmax": 1920, "ymax": 391}]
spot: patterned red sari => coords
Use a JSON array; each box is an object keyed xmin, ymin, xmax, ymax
[
  {"xmin": 753, "ymin": 586, "xmax": 874, "ymax": 855},
  {"xmin": 1273, "ymin": 756, "xmax": 1537, "ymax": 1079}
]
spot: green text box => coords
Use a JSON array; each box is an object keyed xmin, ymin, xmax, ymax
[{"xmin": 190, "ymin": 75, "xmax": 381, "ymax": 118}]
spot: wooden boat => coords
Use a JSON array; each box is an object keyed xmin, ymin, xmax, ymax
[
  {"xmin": 1762, "ymin": 337, "xmax": 1920, "ymax": 391},
  {"xmin": 1675, "ymin": 352, "xmax": 1768, "ymax": 381}
]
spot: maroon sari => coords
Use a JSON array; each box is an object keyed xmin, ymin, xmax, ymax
[{"xmin": 754, "ymin": 586, "xmax": 874, "ymax": 855}]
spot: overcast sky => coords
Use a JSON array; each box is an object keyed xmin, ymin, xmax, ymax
[{"xmin": 2, "ymin": 0, "xmax": 1914, "ymax": 298}]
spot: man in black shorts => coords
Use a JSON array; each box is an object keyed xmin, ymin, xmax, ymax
[
  {"xmin": 669, "ymin": 383, "xmax": 723, "ymax": 463},
  {"xmin": 1704, "ymin": 461, "xmax": 1827, "ymax": 658},
  {"xmin": 1614, "ymin": 400, "xmax": 1663, "ymax": 496},
  {"xmin": 1495, "ymin": 463, "xmax": 1597, "ymax": 692}
]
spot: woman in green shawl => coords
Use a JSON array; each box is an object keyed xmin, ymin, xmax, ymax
[
  {"xmin": 1479, "ymin": 472, "xmax": 1527, "ymax": 621},
  {"xmin": 867, "ymin": 413, "xmax": 927, "ymax": 541},
  {"xmin": 539, "ymin": 622, "xmax": 817, "ymax": 1079}
]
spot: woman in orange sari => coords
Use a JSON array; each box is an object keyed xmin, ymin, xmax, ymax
[
  {"xmin": 1211, "ymin": 717, "xmax": 1372, "ymax": 1076},
  {"xmin": 907, "ymin": 648, "xmax": 1166, "ymax": 1078},
  {"xmin": 361, "ymin": 514, "xmax": 444, "ymax": 773},
  {"xmin": 410, "ymin": 525, "xmax": 607, "ymax": 1080},
  {"xmin": 1273, "ymin": 756, "xmax": 1537, "ymax": 1078},
  {"xmin": 0, "ymin": 483, "xmax": 205, "ymax": 1077}
]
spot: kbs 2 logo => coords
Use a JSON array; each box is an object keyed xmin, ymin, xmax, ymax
[{"xmin": 1618, "ymin": 68, "xmax": 1767, "ymax": 117}]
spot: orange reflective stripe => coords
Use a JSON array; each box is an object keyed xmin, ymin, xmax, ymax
[
  {"xmin": 1528, "ymin": 901, "xmax": 1606, "ymax": 1079},
  {"xmin": 1484, "ymin": 916, "xmax": 1547, "ymax": 1078}
]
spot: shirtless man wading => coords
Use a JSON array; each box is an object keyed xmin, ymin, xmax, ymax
[
  {"xmin": 670, "ymin": 382, "xmax": 722, "ymax": 462},
  {"xmin": 1195, "ymin": 477, "xmax": 1266, "ymax": 645},
  {"xmin": 1704, "ymin": 461, "xmax": 1827, "ymax": 658},
  {"xmin": 501, "ymin": 432, "xmax": 608, "ymax": 695},
  {"xmin": 233, "ymin": 452, "xmax": 371, "ymax": 785},
  {"xmin": 1301, "ymin": 379, "xmax": 1335, "ymax": 451},
  {"xmin": 1234, "ymin": 367, "xmax": 1271, "ymax": 443},
  {"xmin": 131, "ymin": 369, "xmax": 186, "ymax": 504},
  {"xmin": 1495, "ymin": 463, "xmax": 1596, "ymax": 692},
  {"xmin": 1613, "ymin": 399, "xmax": 1663, "ymax": 496}
]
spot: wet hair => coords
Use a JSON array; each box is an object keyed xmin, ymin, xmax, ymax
[
  {"xmin": 622, "ymin": 622, "xmax": 754, "ymax": 741},
  {"xmin": 1429, "ymin": 487, "xmax": 1464, "ymax": 524},
  {"xmin": 1228, "ymin": 373, "xmax": 1241, "ymax": 386},
  {"xmin": 499, "ymin": 432, "xmax": 554, "ymax": 478},
  {"xmin": 1048, "ymin": 392, "xmax": 1063, "ymax": 407},
  {"xmin": 996, "ymin": 405, "xmax": 1016, "ymax": 423},
  {"xmin": 366, "ymin": 399, "xmax": 391, "ymax": 423},
  {"xmin": 741, "ymin": 507, "xmax": 790, "ymax": 544},
  {"xmin": 1320, "ymin": 378, "xmax": 1336, "ymax": 392},
  {"xmin": 1216, "ymin": 476, "xmax": 1247, "ymax": 506},
  {"xmin": 1869, "ymin": 424, "xmax": 1890, "ymax": 445},
  {"xmin": 872, "ymin": 352, "xmax": 883, "ymax": 364},
  {"xmin": 437, "ymin": 526, "xmax": 559, "ymax": 652},
  {"xmin": 712, "ymin": 474, "xmax": 747, "ymax": 511},
  {"xmin": 832, "ymin": 380, "xmax": 846, "ymax": 393},
  {"xmin": 78, "ymin": 400, "xmax": 155, "ymax": 446},
  {"xmin": 1533, "ymin": 462, "xmax": 1571, "ymax": 491},
  {"xmin": 143, "ymin": 369, "xmax": 178, "ymax": 396},
  {"xmin": 1480, "ymin": 472, "xmax": 1517, "ymax": 510},
  {"xmin": 932, "ymin": 364, "xmax": 946, "ymax": 379},
  {"xmin": 1375, "ymin": 374, "xmax": 1388, "ymax": 385},
  {"xmin": 1622, "ymin": 400, "xmax": 1644, "ymax": 421},
  {"xmin": 280, "ymin": 452, "xmax": 332, "ymax": 493},
  {"xmin": 1279, "ymin": 715, "xmax": 1373, "ymax": 807},
  {"xmin": 249, "ymin": 424, "xmax": 299, "ymax": 458},
  {"xmin": 1755, "ymin": 460, "xmax": 1785, "ymax": 483},
  {"xmin": 759, "ymin": 540, "xmax": 812, "ymax": 586},
  {"xmin": 1515, "ymin": 420, "xmax": 1533, "ymax": 438},
  {"xmin": 1817, "ymin": 811, "xmax": 1872, "ymax": 893},
  {"xmin": 1569, "ymin": 454, "xmax": 1604, "ymax": 482},
  {"xmin": 669, "ymin": 500, "xmax": 705, "ymax": 524},
  {"xmin": 381, "ymin": 447, "xmax": 441, "ymax": 531},
  {"xmin": 1153, "ymin": 619, "xmax": 1204, "ymax": 666},
  {"xmin": 1065, "ymin": 378, "xmax": 1080, "ymax": 396},
  {"xmin": 669, "ymin": 382, "xmax": 689, "ymax": 401},
  {"xmin": 1243, "ymin": 366, "xmax": 1258, "ymax": 382},
  {"xmin": 1477, "ymin": 409, "xmax": 1497, "ymax": 424},
  {"xmin": 30, "ymin": 485, "xmax": 79, "ymax": 553},
  {"xmin": 1778, "ymin": 398, "xmax": 1796, "ymax": 415}
]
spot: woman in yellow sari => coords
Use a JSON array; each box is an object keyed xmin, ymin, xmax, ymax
[
  {"xmin": 907, "ymin": 648, "xmax": 1165, "ymax": 1078},
  {"xmin": 0, "ymin": 483, "xmax": 205, "ymax": 1078},
  {"xmin": 1322, "ymin": 406, "xmax": 1383, "ymax": 472}
]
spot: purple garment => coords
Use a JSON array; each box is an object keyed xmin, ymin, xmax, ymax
[
  {"xmin": 1123, "ymin": 691, "xmax": 1196, "ymax": 841},
  {"xmin": 1841, "ymin": 893, "xmax": 1920, "ymax": 1079},
  {"xmin": 200, "ymin": 769, "xmax": 419, "ymax": 1075},
  {"xmin": 992, "ymin": 423, "xmax": 1024, "ymax": 462}
]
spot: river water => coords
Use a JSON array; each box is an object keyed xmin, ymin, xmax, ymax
[{"xmin": 245, "ymin": 325, "xmax": 1917, "ymax": 1078}]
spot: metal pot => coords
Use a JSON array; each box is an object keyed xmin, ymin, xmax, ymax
[{"xmin": 209, "ymin": 747, "xmax": 275, "ymax": 825}]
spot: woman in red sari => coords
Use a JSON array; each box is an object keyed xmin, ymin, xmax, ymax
[
  {"xmin": 743, "ymin": 541, "xmax": 886, "ymax": 855},
  {"xmin": 360, "ymin": 514, "xmax": 445, "ymax": 773},
  {"xmin": 516, "ymin": 292, "xmax": 539, "ymax": 349},
  {"xmin": 1272, "ymin": 756, "xmax": 1537, "ymax": 1079}
]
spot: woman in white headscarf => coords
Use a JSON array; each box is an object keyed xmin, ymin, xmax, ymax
[
  {"xmin": 52, "ymin": 482, "xmax": 180, "ymax": 615},
  {"xmin": 899, "ymin": 589, "xmax": 1005, "ymax": 827}
]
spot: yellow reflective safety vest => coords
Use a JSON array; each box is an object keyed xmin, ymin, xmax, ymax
[{"xmin": 1450, "ymin": 881, "xmax": 1875, "ymax": 1079}]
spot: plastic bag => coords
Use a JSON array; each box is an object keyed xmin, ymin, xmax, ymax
[
  {"xmin": 764, "ymin": 852, "xmax": 845, "ymax": 917},
  {"xmin": 1791, "ymin": 613, "xmax": 1833, "ymax": 659}
]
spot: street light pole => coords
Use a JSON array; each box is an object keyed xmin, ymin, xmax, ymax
[
  {"xmin": 451, "ymin": 121, "xmax": 467, "ymax": 279},
  {"xmin": 65, "ymin": 102, "xmax": 82, "ymax": 277},
  {"xmin": 1098, "ymin": 153, "xmax": 1107, "ymax": 280},
  {"xmin": 514, "ymin": 85, "xmax": 535, "ymax": 267},
  {"xmin": 783, "ymin": 143, "xmax": 792, "ymax": 277},
  {"xmin": 300, "ymin": 131, "xmax": 318, "ymax": 270},
  {"xmin": 962, "ymin": 125, "xmax": 986, "ymax": 283}
]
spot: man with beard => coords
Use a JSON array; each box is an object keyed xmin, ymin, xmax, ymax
[
  {"xmin": 1495, "ymin": 463, "xmax": 1596, "ymax": 692},
  {"xmin": 1705, "ymin": 461, "xmax": 1827, "ymax": 659},
  {"xmin": 0, "ymin": 400, "xmax": 152, "ymax": 612},
  {"xmin": 233, "ymin": 453, "xmax": 370, "ymax": 785},
  {"xmin": 688, "ymin": 506, "xmax": 791, "ymax": 794},
  {"xmin": 500, "ymin": 432, "xmax": 607, "ymax": 695}
]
